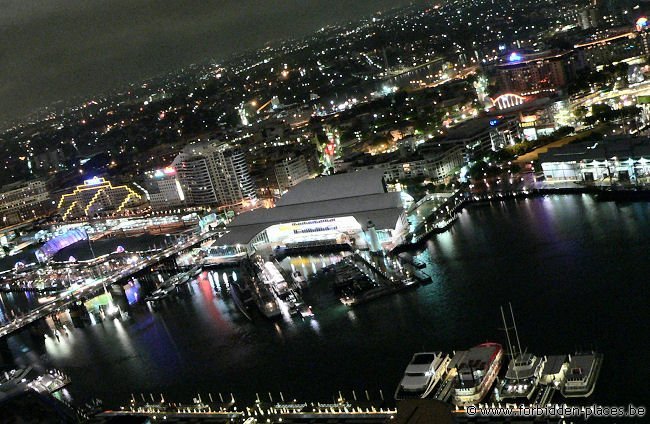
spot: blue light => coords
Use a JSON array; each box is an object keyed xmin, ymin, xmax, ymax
[
  {"xmin": 85, "ymin": 176, "xmax": 102, "ymax": 186},
  {"xmin": 508, "ymin": 52, "xmax": 522, "ymax": 62},
  {"xmin": 489, "ymin": 119, "xmax": 499, "ymax": 126}
]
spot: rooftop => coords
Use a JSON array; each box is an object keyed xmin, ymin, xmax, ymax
[
  {"xmin": 276, "ymin": 169, "xmax": 386, "ymax": 206},
  {"xmin": 444, "ymin": 116, "xmax": 516, "ymax": 141},
  {"xmin": 215, "ymin": 170, "xmax": 404, "ymax": 246},
  {"xmin": 539, "ymin": 137, "xmax": 650, "ymax": 163}
]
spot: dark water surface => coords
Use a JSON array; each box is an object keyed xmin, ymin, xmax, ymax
[{"xmin": 4, "ymin": 195, "xmax": 649, "ymax": 407}]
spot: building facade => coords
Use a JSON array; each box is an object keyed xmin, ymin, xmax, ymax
[
  {"xmin": 539, "ymin": 138, "xmax": 650, "ymax": 183},
  {"xmin": 496, "ymin": 50, "xmax": 577, "ymax": 96},
  {"xmin": 352, "ymin": 144, "xmax": 464, "ymax": 183},
  {"xmin": 574, "ymin": 28, "xmax": 650, "ymax": 69},
  {"xmin": 274, "ymin": 156, "xmax": 310, "ymax": 193},
  {"xmin": 173, "ymin": 140, "xmax": 258, "ymax": 209},
  {"xmin": 144, "ymin": 167, "xmax": 186, "ymax": 210},
  {"xmin": 0, "ymin": 180, "xmax": 51, "ymax": 226},
  {"xmin": 436, "ymin": 116, "xmax": 521, "ymax": 157},
  {"xmin": 57, "ymin": 177, "xmax": 144, "ymax": 220},
  {"xmin": 212, "ymin": 170, "xmax": 409, "ymax": 257}
]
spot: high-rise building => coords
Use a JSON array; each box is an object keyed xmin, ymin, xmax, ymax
[
  {"xmin": 496, "ymin": 50, "xmax": 577, "ymax": 96},
  {"xmin": 0, "ymin": 180, "xmax": 51, "ymax": 226},
  {"xmin": 578, "ymin": 6, "xmax": 600, "ymax": 30},
  {"xmin": 173, "ymin": 141, "xmax": 258, "ymax": 209},
  {"xmin": 274, "ymin": 156, "xmax": 310, "ymax": 193},
  {"xmin": 57, "ymin": 177, "xmax": 144, "ymax": 220},
  {"xmin": 144, "ymin": 167, "xmax": 186, "ymax": 210}
]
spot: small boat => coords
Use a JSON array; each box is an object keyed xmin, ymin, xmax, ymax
[
  {"xmin": 173, "ymin": 273, "xmax": 191, "ymax": 286},
  {"xmin": 144, "ymin": 285, "xmax": 175, "ymax": 302},
  {"xmin": 296, "ymin": 302, "xmax": 314, "ymax": 319},
  {"xmin": 291, "ymin": 270, "xmax": 307, "ymax": 287},
  {"xmin": 230, "ymin": 282, "xmax": 253, "ymax": 321}
]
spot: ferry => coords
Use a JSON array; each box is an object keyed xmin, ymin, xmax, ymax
[
  {"xmin": 395, "ymin": 352, "xmax": 450, "ymax": 400},
  {"xmin": 452, "ymin": 342, "xmax": 503, "ymax": 406},
  {"xmin": 561, "ymin": 352, "xmax": 603, "ymax": 398},
  {"xmin": 496, "ymin": 353, "xmax": 546, "ymax": 400}
]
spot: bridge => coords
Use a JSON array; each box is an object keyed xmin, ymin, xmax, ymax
[{"xmin": 0, "ymin": 230, "xmax": 219, "ymax": 340}]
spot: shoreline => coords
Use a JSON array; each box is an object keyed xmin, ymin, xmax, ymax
[{"xmin": 393, "ymin": 186, "xmax": 650, "ymax": 253}]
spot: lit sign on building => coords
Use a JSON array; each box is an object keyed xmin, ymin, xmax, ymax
[
  {"xmin": 84, "ymin": 176, "xmax": 103, "ymax": 186},
  {"xmin": 153, "ymin": 167, "xmax": 177, "ymax": 178}
]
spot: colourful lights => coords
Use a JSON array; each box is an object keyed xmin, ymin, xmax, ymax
[
  {"xmin": 491, "ymin": 93, "xmax": 527, "ymax": 110},
  {"xmin": 508, "ymin": 52, "xmax": 522, "ymax": 62},
  {"xmin": 153, "ymin": 167, "xmax": 176, "ymax": 178},
  {"xmin": 636, "ymin": 17, "xmax": 648, "ymax": 31}
]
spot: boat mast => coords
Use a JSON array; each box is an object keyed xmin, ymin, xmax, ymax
[
  {"xmin": 501, "ymin": 304, "xmax": 521, "ymax": 383},
  {"xmin": 509, "ymin": 302, "xmax": 523, "ymax": 358},
  {"xmin": 500, "ymin": 305, "xmax": 515, "ymax": 359}
]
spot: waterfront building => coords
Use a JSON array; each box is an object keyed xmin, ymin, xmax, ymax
[
  {"xmin": 496, "ymin": 50, "xmax": 578, "ymax": 96},
  {"xmin": 211, "ymin": 170, "xmax": 410, "ymax": 258},
  {"xmin": 349, "ymin": 144, "xmax": 464, "ymax": 183},
  {"xmin": 173, "ymin": 140, "xmax": 258, "ymax": 210},
  {"xmin": 274, "ymin": 156, "xmax": 310, "ymax": 193},
  {"xmin": 57, "ymin": 177, "xmax": 144, "ymax": 220},
  {"xmin": 0, "ymin": 180, "xmax": 51, "ymax": 226},
  {"xmin": 539, "ymin": 137, "xmax": 650, "ymax": 183},
  {"xmin": 143, "ymin": 167, "xmax": 186, "ymax": 210}
]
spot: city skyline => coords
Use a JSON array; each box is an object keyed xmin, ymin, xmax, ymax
[
  {"xmin": 0, "ymin": 0, "xmax": 419, "ymax": 124},
  {"xmin": 0, "ymin": 1, "xmax": 648, "ymax": 422}
]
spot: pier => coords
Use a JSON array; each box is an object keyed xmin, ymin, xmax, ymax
[
  {"xmin": 96, "ymin": 391, "xmax": 397, "ymax": 423},
  {"xmin": 0, "ymin": 231, "xmax": 218, "ymax": 340}
]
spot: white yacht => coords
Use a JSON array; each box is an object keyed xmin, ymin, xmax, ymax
[{"xmin": 395, "ymin": 352, "xmax": 450, "ymax": 400}]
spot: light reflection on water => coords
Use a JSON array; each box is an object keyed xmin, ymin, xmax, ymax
[{"xmin": 1, "ymin": 197, "xmax": 648, "ymax": 408}]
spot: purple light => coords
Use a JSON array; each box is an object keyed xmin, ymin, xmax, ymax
[{"xmin": 508, "ymin": 52, "xmax": 522, "ymax": 62}]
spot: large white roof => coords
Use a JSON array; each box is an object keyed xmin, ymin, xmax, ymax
[
  {"xmin": 275, "ymin": 169, "xmax": 387, "ymax": 206},
  {"xmin": 215, "ymin": 170, "xmax": 403, "ymax": 246}
]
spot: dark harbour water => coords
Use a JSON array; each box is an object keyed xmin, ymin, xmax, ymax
[{"xmin": 3, "ymin": 195, "xmax": 649, "ymax": 408}]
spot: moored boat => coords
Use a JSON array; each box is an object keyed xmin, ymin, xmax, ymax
[
  {"xmin": 560, "ymin": 352, "xmax": 603, "ymax": 398},
  {"xmin": 395, "ymin": 352, "xmax": 450, "ymax": 400},
  {"xmin": 452, "ymin": 342, "xmax": 503, "ymax": 406}
]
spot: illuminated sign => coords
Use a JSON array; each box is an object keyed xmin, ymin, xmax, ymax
[
  {"xmin": 154, "ymin": 167, "xmax": 177, "ymax": 178},
  {"xmin": 508, "ymin": 52, "xmax": 522, "ymax": 62},
  {"xmin": 84, "ymin": 176, "xmax": 103, "ymax": 186},
  {"xmin": 489, "ymin": 119, "xmax": 500, "ymax": 126},
  {"xmin": 636, "ymin": 17, "xmax": 648, "ymax": 31}
]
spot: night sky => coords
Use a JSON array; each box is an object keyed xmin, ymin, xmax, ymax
[{"xmin": 1, "ymin": 0, "xmax": 420, "ymax": 123}]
